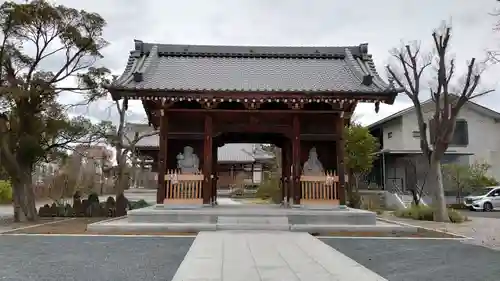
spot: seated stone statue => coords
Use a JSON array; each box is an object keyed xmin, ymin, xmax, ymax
[
  {"xmin": 302, "ymin": 147, "xmax": 324, "ymax": 176},
  {"xmin": 176, "ymin": 146, "xmax": 200, "ymax": 174}
]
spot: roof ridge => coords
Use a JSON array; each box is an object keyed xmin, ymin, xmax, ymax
[{"xmin": 132, "ymin": 40, "xmax": 369, "ymax": 59}]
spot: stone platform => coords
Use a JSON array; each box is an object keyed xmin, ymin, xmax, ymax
[{"xmin": 87, "ymin": 204, "xmax": 417, "ymax": 234}]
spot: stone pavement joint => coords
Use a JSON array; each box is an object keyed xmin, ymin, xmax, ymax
[{"xmin": 172, "ymin": 231, "xmax": 387, "ymax": 281}]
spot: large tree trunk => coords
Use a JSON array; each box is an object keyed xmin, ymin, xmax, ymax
[
  {"xmin": 429, "ymin": 157, "xmax": 449, "ymax": 222},
  {"xmin": 12, "ymin": 181, "xmax": 27, "ymax": 222},
  {"xmin": 11, "ymin": 168, "xmax": 37, "ymax": 222},
  {"xmin": 114, "ymin": 152, "xmax": 129, "ymax": 217}
]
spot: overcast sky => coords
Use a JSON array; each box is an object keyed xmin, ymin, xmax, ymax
[{"xmin": 56, "ymin": 0, "xmax": 499, "ymax": 125}]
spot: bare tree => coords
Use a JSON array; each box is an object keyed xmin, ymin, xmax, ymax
[
  {"xmin": 386, "ymin": 24, "xmax": 493, "ymax": 221},
  {"xmin": 397, "ymin": 155, "xmax": 429, "ymax": 206},
  {"xmin": 96, "ymin": 97, "xmax": 157, "ymax": 215}
]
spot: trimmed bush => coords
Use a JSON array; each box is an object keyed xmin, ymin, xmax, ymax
[
  {"xmin": 129, "ymin": 199, "xmax": 151, "ymax": 210},
  {"xmin": 255, "ymin": 177, "xmax": 282, "ymax": 204},
  {"xmin": 447, "ymin": 203, "xmax": 469, "ymax": 210},
  {"xmin": 394, "ymin": 205, "xmax": 468, "ymax": 223},
  {"xmin": 87, "ymin": 192, "xmax": 99, "ymax": 204},
  {"xmin": 0, "ymin": 180, "xmax": 12, "ymax": 204}
]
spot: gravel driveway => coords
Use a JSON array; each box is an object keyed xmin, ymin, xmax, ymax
[
  {"xmin": 0, "ymin": 236, "xmax": 193, "ymax": 281},
  {"xmin": 380, "ymin": 213, "xmax": 500, "ymax": 251}
]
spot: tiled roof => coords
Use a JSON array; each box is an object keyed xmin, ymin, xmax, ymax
[
  {"xmin": 124, "ymin": 123, "xmax": 274, "ymax": 163},
  {"xmin": 110, "ymin": 41, "xmax": 396, "ymax": 94},
  {"xmin": 124, "ymin": 123, "xmax": 158, "ymax": 147},
  {"xmin": 367, "ymin": 96, "xmax": 500, "ymax": 129}
]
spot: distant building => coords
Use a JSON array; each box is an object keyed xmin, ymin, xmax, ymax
[
  {"xmin": 124, "ymin": 123, "xmax": 274, "ymax": 188},
  {"xmin": 367, "ymin": 98, "xmax": 500, "ymax": 193}
]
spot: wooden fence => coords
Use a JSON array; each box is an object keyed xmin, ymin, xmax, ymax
[
  {"xmin": 163, "ymin": 169, "xmax": 204, "ymax": 205},
  {"xmin": 300, "ymin": 170, "xmax": 341, "ymax": 205}
]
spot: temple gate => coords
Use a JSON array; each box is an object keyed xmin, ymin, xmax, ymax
[{"xmin": 107, "ymin": 41, "xmax": 399, "ymax": 206}]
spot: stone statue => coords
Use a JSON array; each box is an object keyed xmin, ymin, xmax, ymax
[
  {"xmin": 176, "ymin": 146, "xmax": 200, "ymax": 174},
  {"xmin": 302, "ymin": 147, "xmax": 324, "ymax": 176}
]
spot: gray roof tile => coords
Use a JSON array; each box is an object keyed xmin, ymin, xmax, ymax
[
  {"xmin": 123, "ymin": 56, "xmax": 382, "ymax": 92},
  {"xmin": 111, "ymin": 42, "xmax": 396, "ymax": 94}
]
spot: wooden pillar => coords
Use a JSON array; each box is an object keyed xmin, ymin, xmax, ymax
[
  {"xmin": 292, "ymin": 115, "xmax": 301, "ymax": 205},
  {"xmin": 156, "ymin": 110, "xmax": 168, "ymax": 204},
  {"xmin": 203, "ymin": 114, "xmax": 213, "ymax": 204},
  {"xmin": 336, "ymin": 116, "xmax": 346, "ymax": 205},
  {"xmin": 282, "ymin": 139, "xmax": 291, "ymax": 204},
  {"xmin": 211, "ymin": 143, "xmax": 218, "ymax": 204}
]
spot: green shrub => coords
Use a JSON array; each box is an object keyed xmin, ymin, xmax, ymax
[
  {"xmin": 129, "ymin": 199, "xmax": 151, "ymax": 210},
  {"xmin": 394, "ymin": 205, "xmax": 467, "ymax": 223},
  {"xmin": 447, "ymin": 203, "xmax": 468, "ymax": 210},
  {"xmin": 0, "ymin": 180, "xmax": 12, "ymax": 204},
  {"xmin": 87, "ymin": 192, "xmax": 100, "ymax": 204},
  {"xmin": 255, "ymin": 177, "xmax": 282, "ymax": 204},
  {"xmin": 360, "ymin": 196, "xmax": 388, "ymax": 214}
]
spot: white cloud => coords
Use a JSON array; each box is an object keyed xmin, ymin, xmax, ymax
[{"xmin": 50, "ymin": 0, "xmax": 500, "ymax": 125}]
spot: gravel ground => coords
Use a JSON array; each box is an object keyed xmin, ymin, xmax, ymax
[
  {"xmin": 459, "ymin": 209, "xmax": 500, "ymax": 218},
  {"xmin": 0, "ymin": 236, "xmax": 194, "ymax": 281},
  {"xmin": 321, "ymin": 238, "xmax": 500, "ymax": 281},
  {"xmin": 380, "ymin": 214, "xmax": 500, "ymax": 250}
]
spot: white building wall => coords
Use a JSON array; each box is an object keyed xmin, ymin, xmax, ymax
[
  {"xmin": 399, "ymin": 103, "xmax": 500, "ymax": 179},
  {"xmin": 382, "ymin": 117, "xmax": 405, "ymax": 150},
  {"xmin": 252, "ymin": 163, "xmax": 263, "ymax": 184}
]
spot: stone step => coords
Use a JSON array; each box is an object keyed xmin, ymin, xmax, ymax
[
  {"xmin": 87, "ymin": 220, "xmax": 417, "ymax": 235},
  {"xmin": 127, "ymin": 205, "xmax": 377, "ymax": 225},
  {"xmin": 217, "ymin": 216, "xmax": 289, "ymax": 225}
]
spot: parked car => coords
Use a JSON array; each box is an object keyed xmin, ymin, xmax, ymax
[{"xmin": 463, "ymin": 186, "xmax": 500, "ymax": 211}]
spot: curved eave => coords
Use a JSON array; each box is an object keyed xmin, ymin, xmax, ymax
[{"xmin": 107, "ymin": 86, "xmax": 400, "ymax": 103}]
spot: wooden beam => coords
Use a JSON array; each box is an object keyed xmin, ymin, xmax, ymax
[
  {"xmin": 299, "ymin": 134, "xmax": 339, "ymax": 141},
  {"xmin": 114, "ymin": 88, "xmax": 396, "ymax": 103},
  {"xmin": 214, "ymin": 124, "xmax": 291, "ymax": 134},
  {"xmin": 163, "ymin": 109, "xmax": 344, "ymax": 114}
]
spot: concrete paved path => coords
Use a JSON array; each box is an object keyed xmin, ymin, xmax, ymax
[
  {"xmin": 172, "ymin": 231, "xmax": 386, "ymax": 281},
  {"xmin": 217, "ymin": 197, "xmax": 242, "ymax": 205}
]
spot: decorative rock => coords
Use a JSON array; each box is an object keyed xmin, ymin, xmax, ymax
[
  {"xmin": 73, "ymin": 198, "xmax": 83, "ymax": 217},
  {"xmin": 50, "ymin": 203, "xmax": 58, "ymax": 217},
  {"xmin": 38, "ymin": 204, "xmax": 51, "ymax": 217},
  {"xmin": 116, "ymin": 193, "xmax": 128, "ymax": 217},
  {"xmin": 105, "ymin": 196, "xmax": 116, "ymax": 217},
  {"xmin": 87, "ymin": 192, "xmax": 99, "ymax": 205},
  {"xmin": 81, "ymin": 199, "xmax": 89, "ymax": 217},
  {"xmin": 65, "ymin": 204, "xmax": 75, "ymax": 217}
]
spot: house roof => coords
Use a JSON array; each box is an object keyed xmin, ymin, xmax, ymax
[
  {"xmin": 367, "ymin": 97, "xmax": 500, "ymax": 129},
  {"xmin": 218, "ymin": 143, "xmax": 274, "ymax": 163},
  {"xmin": 123, "ymin": 123, "xmax": 274, "ymax": 163},
  {"xmin": 109, "ymin": 41, "xmax": 399, "ymax": 97},
  {"xmin": 377, "ymin": 149, "xmax": 474, "ymax": 155}
]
